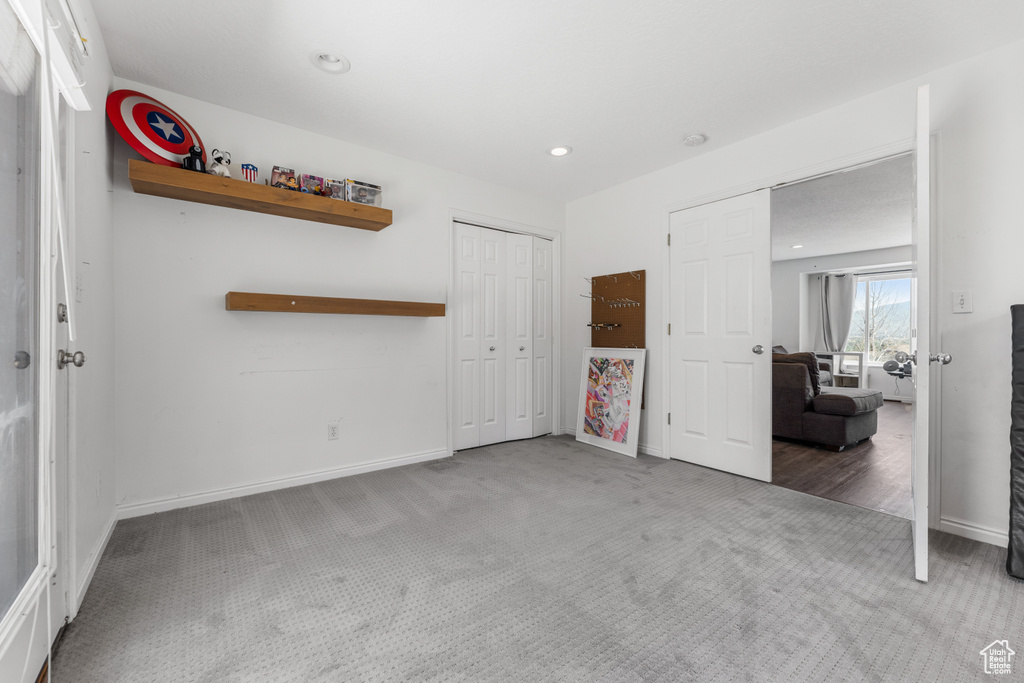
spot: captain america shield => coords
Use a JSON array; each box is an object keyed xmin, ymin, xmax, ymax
[{"xmin": 106, "ymin": 90, "xmax": 205, "ymax": 167}]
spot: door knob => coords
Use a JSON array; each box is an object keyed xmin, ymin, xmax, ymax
[
  {"xmin": 895, "ymin": 351, "xmax": 917, "ymax": 364},
  {"xmin": 929, "ymin": 352, "xmax": 952, "ymax": 365},
  {"xmin": 57, "ymin": 350, "xmax": 85, "ymax": 369},
  {"xmin": 14, "ymin": 351, "xmax": 30, "ymax": 369},
  {"xmin": 752, "ymin": 345, "xmax": 764, "ymax": 355},
  {"xmin": 519, "ymin": 346, "xmax": 525, "ymax": 351},
  {"xmin": 489, "ymin": 346, "xmax": 495, "ymax": 352}
]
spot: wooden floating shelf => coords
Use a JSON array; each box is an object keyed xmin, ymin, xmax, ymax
[
  {"xmin": 225, "ymin": 291, "xmax": 445, "ymax": 317},
  {"xmin": 128, "ymin": 159, "xmax": 392, "ymax": 231}
]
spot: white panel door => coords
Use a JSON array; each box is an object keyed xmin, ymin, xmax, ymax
[
  {"xmin": 480, "ymin": 228, "xmax": 508, "ymax": 446},
  {"xmin": 532, "ymin": 237, "xmax": 553, "ymax": 437},
  {"xmin": 910, "ymin": 84, "xmax": 933, "ymax": 582},
  {"xmin": 669, "ymin": 190, "xmax": 772, "ymax": 481},
  {"xmin": 453, "ymin": 223, "xmax": 482, "ymax": 450},
  {"xmin": 506, "ymin": 232, "xmax": 533, "ymax": 440}
]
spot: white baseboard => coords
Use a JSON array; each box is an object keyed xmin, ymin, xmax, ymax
[
  {"xmin": 881, "ymin": 395, "xmax": 913, "ymax": 403},
  {"xmin": 73, "ymin": 512, "xmax": 117, "ymax": 617},
  {"xmin": 117, "ymin": 449, "xmax": 450, "ymax": 519},
  {"xmin": 563, "ymin": 427, "xmax": 576, "ymax": 436},
  {"xmin": 938, "ymin": 515, "xmax": 1008, "ymax": 548},
  {"xmin": 638, "ymin": 443, "xmax": 665, "ymax": 458}
]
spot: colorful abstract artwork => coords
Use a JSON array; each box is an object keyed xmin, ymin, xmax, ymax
[
  {"xmin": 576, "ymin": 347, "xmax": 646, "ymax": 458},
  {"xmin": 583, "ymin": 357, "xmax": 634, "ymax": 443}
]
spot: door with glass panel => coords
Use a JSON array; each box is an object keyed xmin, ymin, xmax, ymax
[{"xmin": 0, "ymin": 7, "xmax": 43, "ymax": 678}]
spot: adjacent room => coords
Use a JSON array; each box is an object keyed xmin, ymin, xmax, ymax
[
  {"xmin": 770, "ymin": 156, "xmax": 916, "ymax": 518},
  {"xmin": 4, "ymin": 1, "xmax": 1024, "ymax": 681}
]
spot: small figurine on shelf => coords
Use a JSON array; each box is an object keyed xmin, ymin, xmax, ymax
[
  {"xmin": 271, "ymin": 165, "xmax": 298, "ymax": 191},
  {"xmin": 207, "ymin": 149, "xmax": 232, "ymax": 177},
  {"xmin": 324, "ymin": 178, "xmax": 345, "ymax": 199},
  {"xmin": 181, "ymin": 145, "xmax": 205, "ymax": 173},
  {"xmin": 300, "ymin": 174, "xmax": 323, "ymax": 195},
  {"xmin": 241, "ymin": 163, "xmax": 258, "ymax": 183}
]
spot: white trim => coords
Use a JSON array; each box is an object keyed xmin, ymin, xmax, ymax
[
  {"xmin": 662, "ymin": 138, "xmax": 914, "ymax": 215},
  {"xmin": 638, "ymin": 443, "xmax": 664, "ymax": 458},
  {"xmin": 446, "ymin": 209, "xmax": 562, "ymax": 455},
  {"xmin": 117, "ymin": 449, "xmax": 449, "ymax": 519},
  {"xmin": 662, "ymin": 208, "xmax": 673, "ymax": 463},
  {"xmin": 71, "ymin": 512, "xmax": 115, "ymax": 617},
  {"xmin": 0, "ymin": 567, "xmax": 48, "ymax": 683},
  {"xmin": 928, "ymin": 132, "xmax": 943, "ymax": 531},
  {"xmin": 938, "ymin": 515, "xmax": 1007, "ymax": 548}
]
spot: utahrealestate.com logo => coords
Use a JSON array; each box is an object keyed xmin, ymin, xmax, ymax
[{"xmin": 980, "ymin": 640, "xmax": 1015, "ymax": 675}]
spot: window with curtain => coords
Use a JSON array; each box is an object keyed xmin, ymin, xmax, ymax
[{"xmin": 843, "ymin": 273, "xmax": 913, "ymax": 363}]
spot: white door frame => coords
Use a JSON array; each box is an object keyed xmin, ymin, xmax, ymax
[
  {"xmin": 447, "ymin": 210, "xmax": 562, "ymax": 454},
  {"xmin": 662, "ymin": 136, "xmax": 942, "ymax": 528}
]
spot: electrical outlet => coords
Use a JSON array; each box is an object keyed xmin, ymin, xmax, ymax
[
  {"xmin": 327, "ymin": 423, "xmax": 340, "ymax": 440},
  {"xmin": 952, "ymin": 290, "xmax": 973, "ymax": 314}
]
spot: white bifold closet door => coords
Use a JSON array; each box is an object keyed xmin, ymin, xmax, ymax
[
  {"xmin": 506, "ymin": 233, "xmax": 533, "ymax": 441},
  {"xmin": 532, "ymin": 237, "xmax": 553, "ymax": 437},
  {"xmin": 454, "ymin": 223, "xmax": 552, "ymax": 450}
]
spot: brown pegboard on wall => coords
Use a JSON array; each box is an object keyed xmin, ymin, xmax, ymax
[{"xmin": 589, "ymin": 270, "xmax": 645, "ymax": 349}]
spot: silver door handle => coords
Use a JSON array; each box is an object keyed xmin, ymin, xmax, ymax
[
  {"xmin": 929, "ymin": 352, "xmax": 952, "ymax": 365},
  {"xmin": 57, "ymin": 350, "xmax": 85, "ymax": 369},
  {"xmin": 519, "ymin": 346, "xmax": 525, "ymax": 351},
  {"xmin": 489, "ymin": 346, "xmax": 495, "ymax": 352},
  {"xmin": 752, "ymin": 345, "xmax": 764, "ymax": 355}
]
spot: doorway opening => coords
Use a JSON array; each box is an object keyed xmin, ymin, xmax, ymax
[{"xmin": 769, "ymin": 154, "xmax": 914, "ymax": 518}]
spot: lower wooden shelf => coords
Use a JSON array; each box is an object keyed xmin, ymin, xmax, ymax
[{"xmin": 225, "ymin": 291, "xmax": 445, "ymax": 317}]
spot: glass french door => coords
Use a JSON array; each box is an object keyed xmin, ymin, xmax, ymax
[{"xmin": 0, "ymin": 12, "xmax": 41, "ymax": 625}]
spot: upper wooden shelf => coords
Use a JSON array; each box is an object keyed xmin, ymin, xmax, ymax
[
  {"xmin": 128, "ymin": 159, "xmax": 392, "ymax": 231},
  {"xmin": 226, "ymin": 291, "xmax": 445, "ymax": 317}
]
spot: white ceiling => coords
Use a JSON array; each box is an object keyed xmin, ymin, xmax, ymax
[
  {"xmin": 89, "ymin": 0, "xmax": 1024, "ymax": 202},
  {"xmin": 771, "ymin": 154, "xmax": 912, "ymax": 261}
]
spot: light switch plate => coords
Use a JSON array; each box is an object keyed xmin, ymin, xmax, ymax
[{"xmin": 952, "ymin": 290, "xmax": 973, "ymax": 314}]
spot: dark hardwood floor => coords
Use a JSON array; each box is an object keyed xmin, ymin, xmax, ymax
[{"xmin": 772, "ymin": 400, "xmax": 912, "ymax": 519}]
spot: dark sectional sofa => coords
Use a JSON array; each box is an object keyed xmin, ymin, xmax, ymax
[{"xmin": 772, "ymin": 351, "xmax": 884, "ymax": 451}]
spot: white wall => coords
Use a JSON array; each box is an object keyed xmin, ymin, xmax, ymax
[
  {"xmin": 111, "ymin": 81, "xmax": 564, "ymax": 513},
  {"xmin": 771, "ymin": 246, "xmax": 916, "ymax": 400},
  {"xmin": 565, "ymin": 37, "xmax": 1024, "ymax": 545}
]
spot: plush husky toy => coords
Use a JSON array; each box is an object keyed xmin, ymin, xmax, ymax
[{"xmin": 207, "ymin": 149, "xmax": 232, "ymax": 178}]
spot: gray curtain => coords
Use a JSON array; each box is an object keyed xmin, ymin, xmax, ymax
[{"xmin": 820, "ymin": 273, "xmax": 858, "ymax": 352}]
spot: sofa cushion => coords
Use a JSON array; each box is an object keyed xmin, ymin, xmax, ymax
[
  {"xmin": 813, "ymin": 387, "xmax": 884, "ymax": 416},
  {"xmin": 772, "ymin": 352, "xmax": 821, "ymax": 395}
]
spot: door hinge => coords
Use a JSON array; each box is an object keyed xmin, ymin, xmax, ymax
[
  {"xmin": 667, "ymin": 323, "xmax": 671, "ymax": 335},
  {"xmin": 667, "ymin": 233, "xmax": 671, "ymax": 246},
  {"xmin": 667, "ymin": 413, "xmax": 671, "ymax": 425}
]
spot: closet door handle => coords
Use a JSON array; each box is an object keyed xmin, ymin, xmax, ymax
[
  {"xmin": 519, "ymin": 346, "xmax": 525, "ymax": 351},
  {"xmin": 489, "ymin": 346, "xmax": 495, "ymax": 352}
]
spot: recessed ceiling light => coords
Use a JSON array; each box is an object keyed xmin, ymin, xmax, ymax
[
  {"xmin": 311, "ymin": 51, "xmax": 351, "ymax": 74},
  {"xmin": 549, "ymin": 146, "xmax": 572, "ymax": 157},
  {"xmin": 791, "ymin": 244, "xmax": 804, "ymax": 249},
  {"xmin": 682, "ymin": 132, "xmax": 707, "ymax": 147}
]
